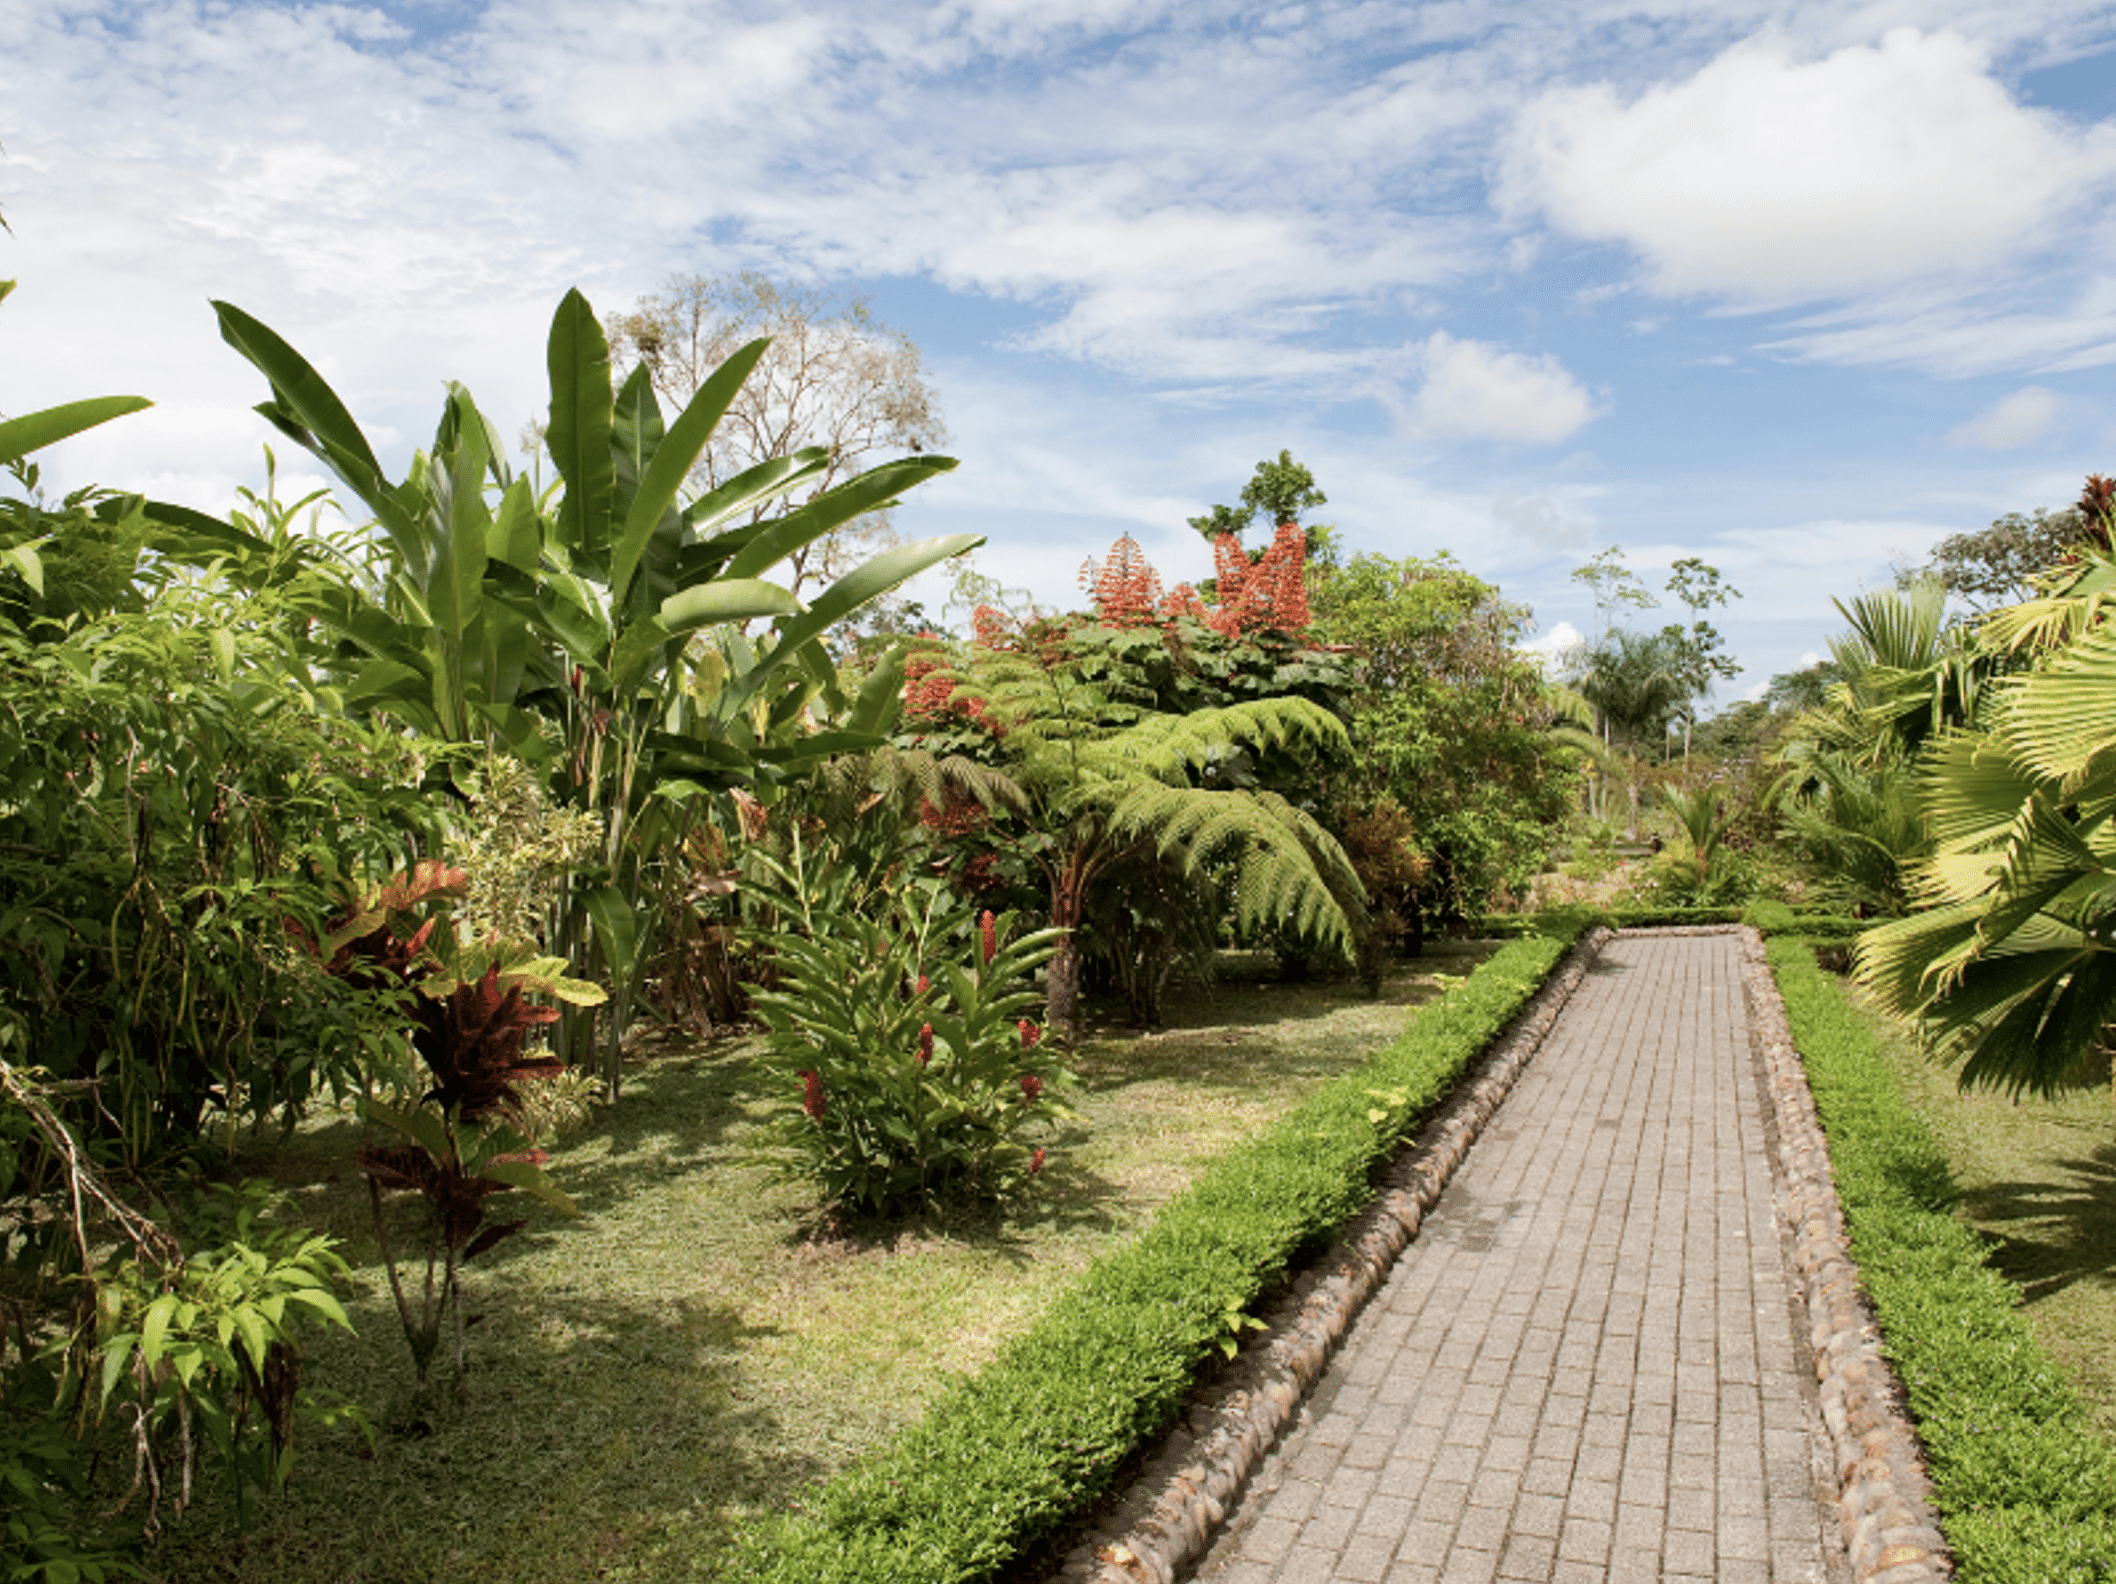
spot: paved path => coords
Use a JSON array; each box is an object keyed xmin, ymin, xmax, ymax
[{"xmin": 1188, "ymin": 932, "xmax": 1840, "ymax": 1584}]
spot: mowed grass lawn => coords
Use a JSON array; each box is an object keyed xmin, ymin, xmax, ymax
[
  {"xmin": 148, "ymin": 943, "xmax": 1496, "ymax": 1584},
  {"xmin": 1864, "ymin": 992, "xmax": 2116, "ymax": 1434}
]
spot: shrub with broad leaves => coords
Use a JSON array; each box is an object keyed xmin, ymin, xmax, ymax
[{"xmin": 749, "ymin": 841, "xmax": 1071, "ymax": 1217}]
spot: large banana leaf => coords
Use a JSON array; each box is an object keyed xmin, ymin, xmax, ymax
[
  {"xmin": 724, "ymin": 457, "xmax": 957, "ymax": 581},
  {"xmin": 546, "ymin": 289, "xmax": 615, "ymax": 557},
  {"xmin": 659, "ymin": 578, "xmax": 802, "ymax": 635},
  {"xmin": 710, "ymin": 532, "xmax": 983, "ymax": 726},
  {"xmin": 0, "ymin": 395, "xmax": 152, "ymax": 465},
  {"xmin": 610, "ymin": 337, "xmax": 772, "ymax": 609},
  {"xmin": 212, "ymin": 301, "xmax": 412, "ymax": 549}
]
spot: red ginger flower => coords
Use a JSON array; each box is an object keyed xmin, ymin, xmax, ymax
[
  {"xmin": 1018, "ymin": 1019, "xmax": 1041, "ymax": 1050},
  {"xmin": 916, "ymin": 974, "xmax": 930, "ymax": 995},
  {"xmin": 980, "ymin": 910, "xmax": 997, "ymax": 966},
  {"xmin": 1028, "ymin": 1148, "xmax": 1046, "ymax": 1176},
  {"xmin": 918, "ymin": 1023, "xmax": 934, "ymax": 1066},
  {"xmin": 1020, "ymin": 1072, "xmax": 1043, "ymax": 1103},
  {"xmin": 800, "ymin": 1070, "xmax": 825, "ymax": 1120}
]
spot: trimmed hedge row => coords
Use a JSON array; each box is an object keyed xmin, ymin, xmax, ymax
[
  {"xmin": 1767, "ymin": 938, "xmax": 2116, "ymax": 1583},
  {"xmin": 1479, "ymin": 902, "xmax": 1866, "ymax": 938},
  {"xmin": 731, "ymin": 920, "xmax": 1588, "ymax": 1583}
]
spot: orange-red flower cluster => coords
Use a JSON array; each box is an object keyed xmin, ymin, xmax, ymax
[
  {"xmin": 916, "ymin": 789, "xmax": 990, "ymax": 837},
  {"xmin": 1206, "ymin": 522, "xmax": 1309, "ymax": 636},
  {"xmin": 902, "ymin": 639, "xmax": 1000, "ymax": 736},
  {"xmin": 1076, "ymin": 526, "xmax": 1312, "ymax": 638},
  {"xmin": 1078, "ymin": 535, "xmax": 1166, "ymax": 629}
]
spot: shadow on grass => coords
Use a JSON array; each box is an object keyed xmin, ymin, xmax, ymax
[
  {"xmin": 1957, "ymin": 1142, "xmax": 2116, "ymax": 1302},
  {"xmin": 144, "ymin": 1284, "xmax": 818, "ymax": 1584}
]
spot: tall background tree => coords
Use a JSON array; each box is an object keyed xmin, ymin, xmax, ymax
[{"xmin": 605, "ymin": 272, "xmax": 947, "ymax": 599}]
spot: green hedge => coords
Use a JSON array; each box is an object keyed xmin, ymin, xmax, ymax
[
  {"xmin": 1481, "ymin": 903, "xmax": 1865, "ymax": 938},
  {"xmin": 1767, "ymin": 938, "xmax": 2116, "ymax": 1583},
  {"xmin": 731, "ymin": 918, "xmax": 1590, "ymax": 1583}
]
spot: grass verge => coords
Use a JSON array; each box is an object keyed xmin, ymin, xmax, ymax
[
  {"xmin": 732, "ymin": 918, "xmax": 1587, "ymax": 1583},
  {"xmin": 1767, "ymin": 936, "xmax": 2116, "ymax": 1584},
  {"xmin": 135, "ymin": 945, "xmax": 1494, "ymax": 1583}
]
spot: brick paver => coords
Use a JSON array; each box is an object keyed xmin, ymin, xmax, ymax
[{"xmin": 1190, "ymin": 932, "xmax": 1837, "ymax": 1584}]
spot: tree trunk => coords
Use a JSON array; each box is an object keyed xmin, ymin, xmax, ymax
[{"xmin": 1045, "ymin": 859, "xmax": 1089, "ymax": 1048}]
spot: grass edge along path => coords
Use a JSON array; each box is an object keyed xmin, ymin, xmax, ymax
[
  {"xmin": 1766, "ymin": 936, "xmax": 2116, "ymax": 1584},
  {"xmin": 731, "ymin": 919, "xmax": 1587, "ymax": 1584}
]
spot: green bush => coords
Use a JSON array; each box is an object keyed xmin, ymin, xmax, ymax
[
  {"xmin": 750, "ymin": 848, "xmax": 1070, "ymax": 1217},
  {"xmin": 732, "ymin": 915, "xmax": 1586, "ymax": 1582},
  {"xmin": 1768, "ymin": 938, "xmax": 2116, "ymax": 1582}
]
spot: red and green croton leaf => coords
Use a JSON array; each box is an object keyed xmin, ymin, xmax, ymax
[
  {"xmin": 412, "ymin": 964, "xmax": 564, "ymax": 1123},
  {"xmin": 352, "ymin": 1142, "xmax": 531, "ymax": 1260}
]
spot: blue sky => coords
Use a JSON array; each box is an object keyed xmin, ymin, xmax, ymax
[{"xmin": 8, "ymin": 1, "xmax": 2116, "ymax": 702}]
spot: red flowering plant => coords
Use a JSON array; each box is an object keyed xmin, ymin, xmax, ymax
[
  {"xmin": 309, "ymin": 859, "xmax": 602, "ymax": 1399},
  {"xmin": 747, "ymin": 832, "xmax": 1073, "ymax": 1217}
]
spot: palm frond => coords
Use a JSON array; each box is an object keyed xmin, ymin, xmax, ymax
[{"xmin": 1998, "ymin": 620, "xmax": 2116, "ymax": 790}]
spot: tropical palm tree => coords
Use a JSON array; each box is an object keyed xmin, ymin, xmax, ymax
[{"xmin": 1855, "ymin": 601, "xmax": 2116, "ymax": 1098}]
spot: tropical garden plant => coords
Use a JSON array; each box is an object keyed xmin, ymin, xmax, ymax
[
  {"xmin": 203, "ymin": 288, "xmax": 977, "ymax": 1092},
  {"xmin": 748, "ymin": 833, "xmax": 1070, "ymax": 1216},
  {"xmin": 309, "ymin": 859, "xmax": 599, "ymax": 1399},
  {"xmin": 1314, "ymin": 552, "xmax": 1577, "ymax": 934},
  {"xmin": 905, "ymin": 581, "xmax": 1371, "ymax": 1044},
  {"xmin": 1855, "ymin": 534, "xmax": 2116, "ymax": 1099}
]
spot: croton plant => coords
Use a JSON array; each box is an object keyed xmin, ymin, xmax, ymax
[{"xmin": 304, "ymin": 859, "xmax": 604, "ymax": 1399}]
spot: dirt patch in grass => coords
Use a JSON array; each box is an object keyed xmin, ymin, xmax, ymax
[
  {"xmin": 1867, "ymin": 1002, "xmax": 2116, "ymax": 1434},
  {"xmin": 143, "ymin": 945, "xmax": 1493, "ymax": 1584}
]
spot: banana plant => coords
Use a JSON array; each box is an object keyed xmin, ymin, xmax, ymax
[
  {"xmin": 208, "ymin": 288, "xmax": 979, "ymax": 1087},
  {"xmin": 0, "ymin": 280, "xmax": 154, "ymax": 594}
]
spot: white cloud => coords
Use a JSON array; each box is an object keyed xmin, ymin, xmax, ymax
[
  {"xmin": 1948, "ymin": 386, "xmax": 2060, "ymax": 448},
  {"xmin": 1491, "ymin": 490, "xmax": 1595, "ymax": 547},
  {"xmin": 1499, "ymin": 28, "xmax": 2116, "ymax": 302},
  {"xmin": 1399, "ymin": 333, "xmax": 1601, "ymax": 443},
  {"xmin": 1522, "ymin": 619, "xmax": 1582, "ymax": 661}
]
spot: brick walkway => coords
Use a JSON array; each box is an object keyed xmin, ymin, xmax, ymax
[{"xmin": 1188, "ymin": 932, "xmax": 1840, "ymax": 1584}]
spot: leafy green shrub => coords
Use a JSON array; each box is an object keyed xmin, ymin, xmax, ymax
[
  {"xmin": 75, "ymin": 1182, "xmax": 362, "ymax": 1528},
  {"xmin": 0, "ymin": 1171, "xmax": 357, "ymax": 1574},
  {"xmin": 1768, "ymin": 938, "xmax": 2116, "ymax": 1582},
  {"xmin": 0, "ymin": 489, "xmax": 441, "ymax": 1176},
  {"xmin": 750, "ymin": 846, "xmax": 1070, "ymax": 1217},
  {"xmin": 733, "ymin": 915, "xmax": 1586, "ymax": 1582},
  {"xmin": 1601, "ymin": 903, "xmax": 1743, "ymax": 927}
]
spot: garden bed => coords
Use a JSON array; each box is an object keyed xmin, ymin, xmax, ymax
[
  {"xmin": 142, "ymin": 945, "xmax": 1498, "ymax": 1583},
  {"xmin": 1767, "ymin": 937, "xmax": 2116, "ymax": 1582}
]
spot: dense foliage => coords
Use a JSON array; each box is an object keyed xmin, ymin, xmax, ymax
[
  {"xmin": 749, "ymin": 837, "xmax": 1070, "ymax": 1215},
  {"xmin": 1313, "ymin": 552, "xmax": 1577, "ymax": 937}
]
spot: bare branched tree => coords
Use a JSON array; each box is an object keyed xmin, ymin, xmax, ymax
[{"xmin": 606, "ymin": 272, "xmax": 947, "ymax": 596}]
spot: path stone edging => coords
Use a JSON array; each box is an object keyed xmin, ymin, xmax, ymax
[
  {"xmin": 1055, "ymin": 926, "xmax": 1615, "ymax": 1584},
  {"xmin": 1737, "ymin": 926, "xmax": 1954, "ymax": 1583}
]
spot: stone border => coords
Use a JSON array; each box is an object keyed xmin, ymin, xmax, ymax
[
  {"xmin": 1052, "ymin": 927, "xmax": 1614, "ymax": 1584},
  {"xmin": 1737, "ymin": 926, "xmax": 1953, "ymax": 1583}
]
